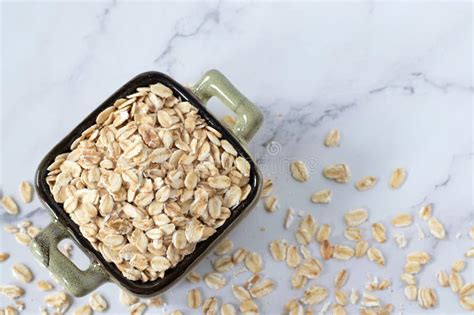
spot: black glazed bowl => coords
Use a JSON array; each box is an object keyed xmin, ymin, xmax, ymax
[{"xmin": 31, "ymin": 70, "xmax": 263, "ymax": 297}]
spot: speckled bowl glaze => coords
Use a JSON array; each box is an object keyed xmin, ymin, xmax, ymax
[{"xmin": 30, "ymin": 70, "xmax": 263, "ymax": 297}]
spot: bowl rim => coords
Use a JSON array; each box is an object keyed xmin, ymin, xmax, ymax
[{"xmin": 35, "ymin": 71, "xmax": 262, "ymax": 296}]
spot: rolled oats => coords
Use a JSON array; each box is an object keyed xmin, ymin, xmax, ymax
[
  {"xmin": 371, "ymin": 223, "xmax": 386, "ymax": 243},
  {"xmin": 187, "ymin": 288, "xmax": 202, "ymax": 308},
  {"xmin": 324, "ymin": 129, "xmax": 341, "ymax": 147},
  {"xmin": 350, "ymin": 289, "xmax": 359, "ymax": 305},
  {"xmin": 269, "ymin": 239, "xmax": 288, "ymax": 262},
  {"xmin": 394, "ymin": 234, "xmax": 407, "ymax": 248},
  {"xmin": 334, "ymin": 269, "xmax": 349, "ymax": 289},
  {"xmin": 407, "ymin": 251, "xmax": 430, "ymax": 265},
  {"xmin": 287, "ymin": 245, "xmax": 301, "ymax": 268},
  {"xmin": 460, "ymin": 296, "xmax": 474, "ymax": 311},
  {"xmin": 239, "ymin": 299, "xmax": 258, "ymax": 313},
  {"xmin": 204, "ymin": 272, "xmax": 226, "ymax": 290},
  {"xmin": 232, "ymin": 285, "xmax": 252, "ymax": 302},
  {"xmin": 119, "ymin": 290, "xmax": 138, "ymax": 306},
  {"xmin": 344, "ymin": 208, "xmax": 368, "ymax": 226},
  {"xmin": 405, "ymin": 261, "xmax": 421, "ymax": 274},
  {"xmin": 11, "ymin": 264, "xmax": 33, "ymax": 283},
  {"xmin": 428, "ymin": 217, "xmax": 446, "ymax": 239},
  {"xmin": 0, "ymin": 285, "xmax": 24, "ymax": 299},
  {"xmin": 89, "ymin": 292, "xmax": 107, "ymax": 311},
  {"xmin": 449, "ymin": 272, "xmax": 463, "ymax": 293},
  {"xmin": 355, "ymin": 176, "xmax": 377, "ymax": 191},
  {"xmin": 44, "ymin": 292, "xmax": 70, "ymax": 313},
  {"xmin": 389, "ymin": 168, "xmax": 406, "ymax": 189},
  {"xmin": 265, "ymin": 196, "xmax": 278, "ymax": 212},
  {"xmin": 221, "ymin": 303, "xmax": 236, "ymax": 315},
  {"xmin": 285, "ymin": 208, "xmax": 295, "ymax": 229},
  {"xmin": 213, "ymin": 256, "xmax": 234, "ymax": 273},
  {"xmin": 186, "ymin": 271, "xmax": 201, "ymax": 283},
  {"xmin": 215, "ymin": 239, "xmax": 234, "ymax": 256},
  {"xmin": 14, "ymin": 233, "xmax": 31, "ymax": 245},
  {"xmin": 249, "ymin": 278, "xmax": 275, "ymax": 298},
  {"xmin": 290, "ymin": 160, "xmax": 310, "ymax": 182},
  {"xmin": 244, "ymin": 252, "xmax": 263, "ymax": 273},
  {"xmin": 19, "ymin": 181, "xmax": 33, "ymax": 203},
  {"xmin": 367, "ymin": 247, "xmax": 385, "ymax": 266},
  {"xmin": 261, "ymin": 178, "xmax": 273, "ymax": 197},
  {"xmin": 322, "ymin": 164, "xmax": 351, "ymax": 183},
  {"xmin": 311, "ymin": 189, "xmax": 331, "ymax": 204},
  {"xmin": 419, "ymin": 204, "xmax": 432, "ymax": 220},
  {"xmin": 316, "ymin": 224, "xmax": 331, "ymax": 243},
  {"xmin": 335, "ymin": 290, "xmax": 347, "ymax": 306},
  {"xmin": 417, "ymin": 287, "xmax": 437, "ymax": 309},
  {"xmin": 130, "ymin": 302, "xmax": 147, "ymax": 315},
  {"xmin": 391, "ymin": 213, "xmax": 413, "ymax": 227},
  {"xmin": 301, "ymin": 286, "xmax": 328, "ymax": 305},
  {"xmin": 332, "ymin": 304, "xmax": 346, "ymax": 315},
  {"xmin": 452, "ymin": 260, "xmax": 466, "ymax": 272},
  {"xmin": 232, "ymin": 248, "xmax": 247, "ymax": 264},
  {"xmin": 73, "ymin": 305, "xmax": 92, "ymax": 315},
  {"xmin": 37, "ymin": 280, "xmax": 54, "ymax": 291},
  {"xmin": 459, "ymin": 283, "xmax": 474, "ymax": 296},
  {"xmin": 354, "ymin": 240, "xmax": 369, "ymax": 258},
  {"xmin": 333, "ymin": 245, "xmax": 354, "ymax": 260},
  {"xmin": 405, "ymin": 285, "xmax": 417, "ymax": 301},
  {"xmin": 401, "ymin": 273, "xmax": 416, "ymax": 286},
  {"xmin": 361, "ymin": 292, "xmax": 380, "ymax": 307},
  {"xmin": 344, "ymin": 227, "xmax": 363, "ymax": 241},
  {"xmin": 1, "ymin": 196, "xmax": 19, "ymax": 215},
  {"xmin": 320, "ymin": 240, "xmax": 334, "ymax": 260},
  {"xmin": 0, "ymin": 252, "xmax": 10, "ymax": 262}
]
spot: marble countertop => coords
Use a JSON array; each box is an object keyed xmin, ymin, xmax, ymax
[{"xmin": 1, "ymin": 1, "xmax": 472, "ymax": 314}]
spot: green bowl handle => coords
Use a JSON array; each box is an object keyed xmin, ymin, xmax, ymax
[
  {"xmin": 29, "ymin": 220, "xmax": 109, "ymax": 297},
  {"xmin": 191, "ymin": 69, "xmax": 263, "ymax": 143}
]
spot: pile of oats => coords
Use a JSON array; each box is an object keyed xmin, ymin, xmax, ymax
[{"xmin": 44, "ymin": 83, "xmax": 252, "ymax": 282}]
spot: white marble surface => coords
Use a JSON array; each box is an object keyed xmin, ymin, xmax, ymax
[{"xmin": 1, "ymin": 1, "xmax": 473, "ymax": 314}]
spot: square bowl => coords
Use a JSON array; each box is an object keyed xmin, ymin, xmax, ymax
[{"xmin": 31, "ymin": 70, "xmax": 263, "ymax": 297}]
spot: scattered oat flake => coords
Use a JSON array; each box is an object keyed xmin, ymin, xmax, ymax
[
  {"xmin": 391, "ymin": 213, "xmax": 413, "ymax": 227},
  {"xmin": 240, "ymin": 299, "xmax": 258, "ymax": 313},
  {"xmin": 394, "ymin": 233, "xmax": 407, "ymax": 248},
  {"xmin": 322, "ymin": 164, "xmax": 351, "ymax": 183},
  {"xmin": 261, "ymin": 178, "xmax": 273, "ymax": 197},
  {"xmin": 428, "ymin": 217, "xmax": 446, "ymax": 239},
  {"xmin": 333, "ymin": 245, "xmax": 354, "ymax": 260},
  {"xmin": 37, "ymin": 280, "xmax": 54, "ymax": 291},
  {"xmin": 367, "ymin": 247, "xmax": 385, "ymax": 266},
  {"xmin": 417, "ymin": 287, "xmax": 437, "ymax": 309},
  {"xmin": 355, "ymin": 176, "xmax": 377, "ymax": 191},
  {"xmin": 221, "ymin": 303, "xmax": 236, "ymax": 315},
  {"xmin": 204, "ymin": 272, "xmax": 226, "ymax": 290},
  {"xmin": 147, "ymin": 296, "xmax": 165, "ymax": 307},
  {"xmin": 371, "ymin": 223, "xmax": 386, "ymax": 243},
  {"xmin": 73, "ymin": 305, "xmax": 92, "ymax": 315},
  {"xmin": 119, "ymin": 289, "xmax": 138, "ymax": 306},
  {"xmin": 344, "ymin": 208, "xmax": 368, "ymax": 226},
  {"xmin": 389, "ymin": 167, "xmax": 407, "ymax": 188},
  {"xmin": 287, "ymin": 245, "xmax": 301, "ymax": 268},
  {"xmin": 291, "ymin": 160, "xmax": 310, "ymax": 182},
  {"xmin": 0, "ymin": 252, "xmax": 10, "ymax": 262},
  {"xmin": 334, "ymin": 269, "xmax": 349, "ymax": 289},
  {"xmin": 244, "ymin": 251, "xmax": 263, "ymax": 273},
  {"xmin": 89, "ymin": 292, "xmax": 107, "ymax": 311},
  {"xmin": 469, "ymin": 226, "xmax": 474, "ymax": 240},
  {"xmin": 452, "ymin": 260, "xmax": 466, "ymax": 272},
  {"xmin": 285, "ymin": 208, "xmax": 295, "ymax": 229},
  {"xmin": 324, "ymin": 129, "xmax": 341, "ymax": 147},
  {"xmin": 301, "ymin": 286, "xmax": 328, "ymax": 305},
  {"xmin": 214, "ymin": 239, "xmax": 234, "ymax": 256},
  {"xmin": 335, "ymin": 290, "xmax": 348, "ymax": 306},
  {"xmin": 436, "ymin": 270, "xmax": 449, "ymax": 287},
  {"xmin": 269, "ymin": 239, "xmax": 288, "ymax": 262},
  {"xmin": 350, "ymin": 288, "xmax": 359, "ymax": 305},
  {"xmin": 186, "ymin": 271, "xmax": 201, "ymax": 283},
  {"xmin": 187, "ymin": 288, "xmax": 202, "ymax": 308},
  {"xmin": 265, "ymin": 196, "xmax": 278, "ymax": 212},
  {"xmin": 0, "ymin": 285, "xmax": 25, "ymax": 299},
  {"xmin": 449, "ymin": 272, "xmax": 463, "ymax": 293},
  {"xmin": 19, "ymin": 181, "xmax": 33, "ymax": 203},
  {"xmin": 419, "ymin": 204, "xmax": 432, "ymax": 220},
  {"xmin": 361, "ymin": 292, "xmax": 380, "ymax": 307},
  {"xmin": 354, "ymin": 240, "xmax": 369, "ymax": 258},
  {"xmin": 311, "ymin": 189, "xmax": 331, "ymax": 204},
  {"xmin": 405, "ymin": 285, "xmax": 417, "ymax": 301},
  {"xmin": 12, "ymin": 264, "xmax": 33, "ymax": 283},
  {"xmin": 1, "ymin": 196, "xmax": 19, "ymax": 215},
  {"xmin": 249, "ymin": 278, "xmax": 275, "ymax": 298},
  {"xmin": 316, "ymin": 224, "xmax": 331, "ymax": 243}
]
